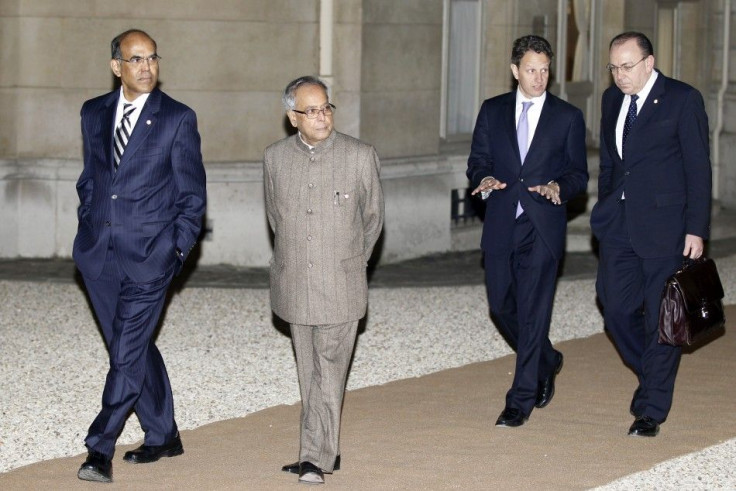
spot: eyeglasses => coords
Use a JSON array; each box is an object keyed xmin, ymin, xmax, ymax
[
  {"xmin": 292, "ymin": 103, "xmax": 336, "ymax": 119},
  {"xmin": 606, "ymin": 56, "xmax": 647, "ymax": 74},
  {"xmin": 117, "ymin": 54, "xmax": 161, "ymax": 66}
]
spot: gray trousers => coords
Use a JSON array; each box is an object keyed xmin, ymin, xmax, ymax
[{"xmin": 290, "ymin": 320, "xmax": 358, "ymax": 472}]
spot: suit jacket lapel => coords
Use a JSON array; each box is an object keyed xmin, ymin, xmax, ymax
[
  {"xmin": 503, "ymin": 93, "xmax": 521, "ymax": 164},
  {"xmin": 629, "ymin": 72, "xmax": 665, "ymax": 133},
  {"xmin": 619, "ymin": 72, "xmax": 665, "ymax": 163},
  {"xmin": 118, "ymin": 89, "xmax": 161, "ymax": 167},
  {"xmin": 102, "ymin": 92, "xmax": 118, "ymax": 172},
  {"xmin": 518, "ymin": 93, "xmax": 555, "ymax": 169},
  {"xmin": 525, "ymin": 95, "xmax": 554, "ymax": 164},
  {"xmin": 605, "ymin": 90, "xmax": 624, "ymax": 163}
]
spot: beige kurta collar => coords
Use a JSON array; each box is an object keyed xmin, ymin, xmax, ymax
[{"xmin": 294, "ymin": 130, "xmax": 337, "ymax": 154}]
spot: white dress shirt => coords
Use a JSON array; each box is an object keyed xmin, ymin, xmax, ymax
[
  {"xmin": 615, "ymin": 70, "xmax": 658, "ymax": 159},
  {"xmin": 114, "ymin": 88, "xmax": 150, "ymax": 134},
  {"xmin": 515, "ymin": 89, "xmax": 546, "ymax": 151}
]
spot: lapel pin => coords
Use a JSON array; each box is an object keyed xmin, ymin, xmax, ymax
[
  {"xmin": 653, "ymin": 99, "xmax": 658, "ymax": 104},
  {"xmin": 146, "ymin": 120, "xmax": 152, "ymax": 125}
]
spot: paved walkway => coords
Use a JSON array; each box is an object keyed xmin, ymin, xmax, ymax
[{"xmin": 2, "ymin": 211, "xmax": 736, "ymax": 488}]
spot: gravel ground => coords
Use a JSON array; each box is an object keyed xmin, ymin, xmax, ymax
[{"xmin": 2, "ymin": 255, "xmax": 736, "ymax": 488}]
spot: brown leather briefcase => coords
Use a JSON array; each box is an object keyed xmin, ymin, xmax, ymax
[{"xmin": 658, "ymin": 257, "xmax": 725, "ymax": 346}]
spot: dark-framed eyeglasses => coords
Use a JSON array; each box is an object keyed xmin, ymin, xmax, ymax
[
  {"xmin": 117, "ymin": 54, "xmax": 161, "ymax": 66},
  {"xmin": 292, "ymin": 103, "xmax": 336, "ymax": 119},
  {"xmin": 606, "ymin": 56, "xmax": 647, "ymax": 74}
]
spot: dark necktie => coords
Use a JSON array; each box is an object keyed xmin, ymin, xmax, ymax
[
  {"xmin": 622, "ymin": 94, "xmax": 639, "ymax": 155},
  {"xmin": 114, "ymin": 103, "xmax": 136, "ymax": 170}
]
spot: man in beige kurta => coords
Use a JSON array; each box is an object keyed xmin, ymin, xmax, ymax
[{"xmin": 264, "ymin": 76, "xmax": 384, "ymax": 485}]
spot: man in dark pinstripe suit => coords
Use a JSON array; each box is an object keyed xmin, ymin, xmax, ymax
[{"xmin": 73, "ymin": 29, "xmax": 206, "ymax": 483}]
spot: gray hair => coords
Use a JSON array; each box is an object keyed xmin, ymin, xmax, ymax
[
  {"xmin": 111, "ymin": 29, "xmax": 156, "ymax": 59},
  {"xmin": 282, "ymin": 76, "xmax": 328, "ymax": 111}
]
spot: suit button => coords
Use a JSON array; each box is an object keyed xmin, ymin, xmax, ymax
[
  {"xmin": 308, "ymin": 183, "xmax": 314, "ymax": 188},
  {"xmin": 519, "ymin": 178, "xmax": 524, "ymax": 182},
  {"xmin": 310, "ymin": 157, "xmax": 315, "ymax": 162},
  {"xmin": 307, "ymin": 235, "xmax": 312, "ymax": 241},
  {"xmin": 111, "ymin": 194, "xmax": 118, "ymax": 199},
  {"xmin": 307, "ymin": 209, "xmax": 312, "ymax": 214},
  {"xmin": 308, "ymin": 263, "xmax": 313, "ymax": 268},
  {"xmin": 625, "ymin": 171, "xmax": 630, "ymax": 176},
  {"xmin": 105, "ymin": 221, "xmax": 111, "ymax": 227}
]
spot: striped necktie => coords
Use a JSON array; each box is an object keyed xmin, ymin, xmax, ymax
[{"xmin": 114, "ymin": 103, "xmax": 136, "ymax": 170}]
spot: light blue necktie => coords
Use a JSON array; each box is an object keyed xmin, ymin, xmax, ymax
[{"xmin": 516, "ymin": 101, "xmax": 533, "ymax": 218}]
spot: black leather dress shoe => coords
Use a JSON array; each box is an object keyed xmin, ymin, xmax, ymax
[
  {"xmin": 628, "ymin": 416, "xmax": 660, "ymax": 437},
  {"xmin": 535, "ymin": 351, "xmax": 563, "ymax": 408},
  {"xmin": 78, "ymin": 450, "xmax": 112, "ymax": 482},
  {"xmin": 495, "ymin": 407, "xmax": 528, "ymax": 427},
  {"xmin": 282, "ymin": 455, "xmax": 340, "ymax": 474},
  {"xmin": 298, "ymin": 461, "xmax": 325, "ymax": 484},
  {"xmin": 123, "ymin": 434, "xmax": 184, "ymax": 463}
]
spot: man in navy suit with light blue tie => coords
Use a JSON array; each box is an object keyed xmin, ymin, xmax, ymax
[
  {"xmin": 591, "ymin": 32, "xmax": 711, "ymax": 437},
  {"xmin": 467, "ymin": 35, "xmax": 588, "ymax": 427},
  {"xmin": 73, "ymin": 29, "xmax": 206, "ymax": 482}
]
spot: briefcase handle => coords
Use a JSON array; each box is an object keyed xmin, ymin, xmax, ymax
[{"xmin": 681, "ymin": 256, "xmax": 706, "ymax": 269}]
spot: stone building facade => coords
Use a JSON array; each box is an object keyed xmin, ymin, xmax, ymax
[{"xmin": 0, "ymin": 0, "xmax": 731, "ymax": 265}]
